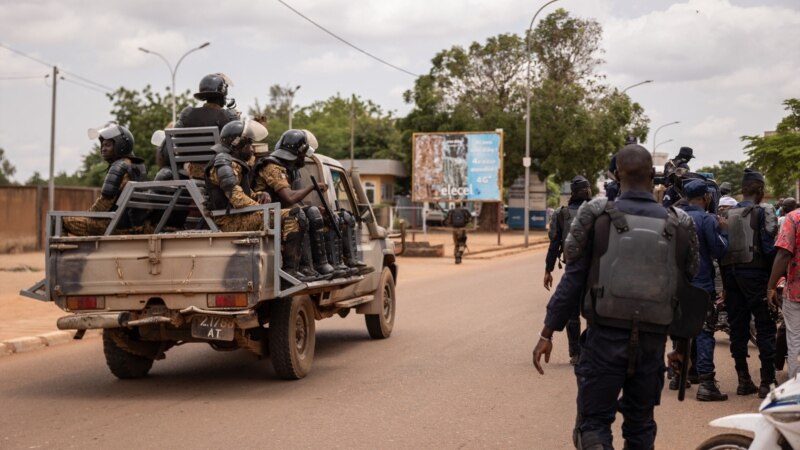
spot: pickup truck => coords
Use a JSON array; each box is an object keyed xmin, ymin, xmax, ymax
[{"xmin": 23, "ymin": 127, "xmax": 398, "ymax": 380}]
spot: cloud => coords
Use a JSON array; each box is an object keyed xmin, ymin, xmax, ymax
[
  {"xmin": 688, "ymin": 116, "xmax": 737, "ymax": 139},
  {"xmin": 299, "ymin": 50, "xmax": 374, "ymax": 74}
]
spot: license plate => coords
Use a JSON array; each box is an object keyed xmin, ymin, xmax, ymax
[{"xmin": 191, "ymin": 315, "xmax": 235, "ymax": 341}]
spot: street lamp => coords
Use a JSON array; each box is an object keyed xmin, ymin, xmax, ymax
[
  {"xmin": 524, "ymin": 0, "xmax": 559, "ymax": 248},
  {"xmin": 287, "ymin": 85, "xmax": 301, "ymax": 129},
  {"xmin": 621, "ymin": 79, "xmax": 653, "ymax": 94},
  {"xmin": 138, "ymin": 42, "xmax": 211, "ymax": 124},
  {"xmin": 654, "ymin": 138, "xmax": 673, "ymax": 151},
  {"xmin": 652, "ymin": 121, "xmax": 680, "ymax": 159}
]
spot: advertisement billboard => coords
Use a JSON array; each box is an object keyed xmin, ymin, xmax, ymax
[{"xmin": 412, "ymin": 131, "xmax": 503, "ymax": 202}]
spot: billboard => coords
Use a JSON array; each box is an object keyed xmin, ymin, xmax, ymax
[{"xmin": 412, "ymin": 131, "xmax": 503, "ymax": 202}]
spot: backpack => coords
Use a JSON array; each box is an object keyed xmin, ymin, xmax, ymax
[{"xmin": 450, "ymin": 208, "xmax": 469, "ymax": 228}]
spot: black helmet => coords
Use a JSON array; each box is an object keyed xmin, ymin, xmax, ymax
[
  {"xmin": 215, "ymin": 119, "xmax": 268, "ymax": 154},
  {"xmin": 272, "ymin": 129, "xmax": 318, "ymax": 162},
  {"xmin": 88, "ymin": 123, "xmax": 135, "ymax": 157},
  {"xmin": 194, "ymin": 73, "xmax": 233, "ymax": 101}
]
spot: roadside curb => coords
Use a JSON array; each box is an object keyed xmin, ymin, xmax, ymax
[
  {"xmin": 0, "ymin": 330, "xmax": 100, "ymax": 357},
  {"xmin": 464, "ymin": 241, "xmax": 550, "ymax": 260}
]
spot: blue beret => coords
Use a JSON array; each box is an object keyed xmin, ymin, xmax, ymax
[{"xmin": 684, "ymin": 179, "xmax": 711, "ymax": 199}]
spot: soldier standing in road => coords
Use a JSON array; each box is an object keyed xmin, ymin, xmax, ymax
[
  {"xmin": 446, "ymin": 204, "xmax": 471, "ymax": 264},
  {"xmin": 720, "ymin": 168, "xmax": 778, "ymax": 398},
  {"xmin": 544, "ymin": 175, "xmax": 591, "ymax": 365},
  {"xmin": 533, "ymin": 144, "xmax": 700, "ymax": 449},
  {"xmin": 204, "ymin": 119, "xmax": 271, "ymax": 232},
  {"xmin": 678, "ymin": 179, "xmax": 730, "ymax": 401},
  {"xmin": 63, "ymin": 123, "xmax": 147, "ymax": 236}
]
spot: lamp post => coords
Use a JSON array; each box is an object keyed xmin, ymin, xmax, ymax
[
  {"xmin": 524, "ymin": 0, "xmax": 559, "ymax": 248},
  {"xmin": 138, "ymin": 42, "xmax": 211, "ymax": 124},
  {"xmin": 621, "ymin": 79, "xmax": 653, "ymax": 94},
  {"xmin": 287, "ymin": 85, "xmax": 301, "ymax": 129},
  {"xmin": 654, "ymin": 138, "xmax": 673, "ymax": 152},
  {"xmin": 652, "ymin": 121, "xmax": 680, "ymax": 159}
]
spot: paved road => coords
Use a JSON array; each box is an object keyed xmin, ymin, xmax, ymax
[{"xmin": 0, "ymin": 251, "xmax": 769, "ymax": 449}]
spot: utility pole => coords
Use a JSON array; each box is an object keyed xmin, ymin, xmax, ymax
[
  {"xmin": 48, "ymin": 66, "xmax": 58, "ymax": 211},
  {"xmin": 350, "ymin": 94, "xmax": 356, "ymax": 172}
]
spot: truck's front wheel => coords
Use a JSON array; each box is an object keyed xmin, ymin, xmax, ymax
[
  {"xmin": 102, "ymin": 330, "xmax": 154, "ymax": 379},
  {"xmin": 269, "ymin": 296, "xmax": 316, "ymax": 380},
  {"xmin": 365, "ymin": 267, "xmax": 396, "ymax": 339}
]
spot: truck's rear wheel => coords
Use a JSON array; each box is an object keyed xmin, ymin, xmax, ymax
[
  {"xmin": 365, "ymin": 267, "xmax": 395, "ymax": 339},
  {"xmin": 269, "ymin": 296, "xmax": 316, "ymax": 380},
  {"xmin": 102, "ymin": 330, "xmax": 154, "ymax": 379}
]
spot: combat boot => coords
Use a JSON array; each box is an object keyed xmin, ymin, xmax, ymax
[
  {"xmin": 309, "ymin": 229, "xmax": 335, "ymax": 279},
  {"xmin": 759, "ymin": 367, "xmax": 777, "ymax": 399},
  {"xmin": 324, "ymin": 230, "xmax": 348, "ymax": 279},
  {"xmin": 281, "ymin": 232, "xmax": 310, "ymax": 282},
  {"xmin": 668, "ymin": 376, "xmax": 690, "ymax": 391},
  {"xmin": 736, "ymin": 369, "xmax": 758, "ymax": 396},
  {"xmin": 696, "ymin": 372, "xmax": 728, "ymax": 402},
  {"xmin": 299, "ymin": 234, "xmax": 328, "ymax": 282},
  {"xmin": 341, "ymin": 220, "xmax": 371, "ymax": 275}
]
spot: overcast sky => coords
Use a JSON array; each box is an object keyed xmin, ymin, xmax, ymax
[{"xmin": 1, "ymin": 0, "xmax": 798, "ymax": 182}]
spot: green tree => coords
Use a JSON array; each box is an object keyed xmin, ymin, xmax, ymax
[
  {"xmin": 0, "ymin": 148, "xmax": 16, "ymax": 185},
  {"xmin": 25, "ymin": 171, "xmax": 46, "ymax": 186},
  {"xmin": 697, "ymin": 160, "xmax": 748, "ymax": 197},
  {"xmin": 742, "ymin": 99, "xmax": 800, "ymax": 198},
  {"xmin": 106, "ymin": 85, "xmax": 195, "ymax": 180}
]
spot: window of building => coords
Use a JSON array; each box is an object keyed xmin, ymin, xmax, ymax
[
  {"xmin": 365, "ymin": 182, "xmax": 376, "ymax": 204},
  {"xmin": 381, "ymin": 183, "xmax": 393, "ymax": 203}
]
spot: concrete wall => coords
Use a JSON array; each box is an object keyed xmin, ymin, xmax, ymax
[{"xmin": 0, "ymin": 186, "xmax": 99, "ymax": 253}]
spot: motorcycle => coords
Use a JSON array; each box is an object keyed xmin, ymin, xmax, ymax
[{"xmin": 696, "ymin": 375, "xmax": 800, "ymax": 450}]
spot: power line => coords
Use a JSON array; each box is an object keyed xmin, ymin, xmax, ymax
[
  {"xmin": 60, "ymin": 76, "xmax": 111, "ymax": 94},
  {"xmin": 0, "ymin": 74, "xmax": 49, "ymax": 80},
  {"xmin": 0, "ymin": 42, "xmax": 113, "ymax": 91},
  {"xmin": 276, "ymin": 0, "xmax": 419, "ymax": 77}
]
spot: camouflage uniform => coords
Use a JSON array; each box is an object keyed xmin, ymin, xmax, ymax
[
  {"xmin": 255, "ymin": 163, "xmax": 302, "ymax": 240},
  {"xmin": 62, "ymin": 161, "xmax": 133, "ymax": 236},
  {"xmin": 207, "ymin": 161, "xmax": 264, "ymax": 232}
]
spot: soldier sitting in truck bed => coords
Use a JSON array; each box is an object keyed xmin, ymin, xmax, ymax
[
  {"xmin": 252, "ymin": 129, "xmax": 336, "ymax": 282},
  {"xmin": 63, "ymin": 123, "xmax": 147, "ymax": 236},
  {"xmin": 204, "ymin": 119, "xmax": 271, "ymax": 232}
]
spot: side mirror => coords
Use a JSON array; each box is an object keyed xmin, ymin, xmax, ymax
[{"xmin": 151, "ymin": 130, "xmax": 166, "ymax": 146}]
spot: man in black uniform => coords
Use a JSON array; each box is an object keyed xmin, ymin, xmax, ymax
[
  {"xmin": 544, "ymin": 175, "xmax": 591, "ymax": 365},
  {"xmin": 720, "ymin": 168, "xmax": 778, "ymax": 398},
  {"xmin": 604, "ymin": 156, "xmax": 619, "ymax": 202},
  {"xmin": 446, "ymin": 204, "xmax": 471, "ymax": 264},
  {"xmin": 63, "ymin": 124, "xmax": 147, "ymax": 236},
  {"xmin": 533, "ymin": 144, "xmax": 699, "ymax": 449},
  {"xmin": 204, "ymin": 119, "xmax": 271, "ymax": 232}
]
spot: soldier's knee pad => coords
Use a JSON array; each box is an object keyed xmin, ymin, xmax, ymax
[
  {"xmin": 305, "ymin": 206, "xmax": 325, "ymax": 230},
  {"xmin": 289, "ymin": 206, "xmax": 308, "ymax": 233},
  {"xmin": 339, "ymin": 210, "xmax": 355, "ymax": 227}
]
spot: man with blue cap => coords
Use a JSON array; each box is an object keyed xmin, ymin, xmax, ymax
[{"xmin": 679, "ymin": 179, "xmax": 730, "ymax": 401}]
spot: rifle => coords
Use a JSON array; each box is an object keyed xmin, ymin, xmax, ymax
[
  {"xmin": 676, "ymin": 337, "xmax": 691, "ymax": 402},
  {"xmin": 310, "ymin": 175, "xmax": 342, "ymax": 240}
]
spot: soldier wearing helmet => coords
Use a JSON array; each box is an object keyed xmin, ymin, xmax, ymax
[
  {"xmin": 177, "ymin": 73, "xmax": 240, "ymax": 179},
  {"xmin": 251, "ymin": 129, "xmax": 337, "ymax": 281},
  {"xmin": 63, "ymin": 123, "xmax": 147, "ymax": 236},
  {"xmin": 204, "ymin": 119, "xmax": 271, "ymax": 232}
]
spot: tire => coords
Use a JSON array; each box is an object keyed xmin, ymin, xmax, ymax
[
  {"xmin": 102, "ymin": 329, "xmax": 154, "ymax": 379},
  {"xmin": 269, "ymin": 296, "xmax": 316, "ymax": 380},
  {"xmin": 365, "ymin": 267, "xmax": 396, "ymax": 339},
  {"xmin": 695, "ymin": 433, "xmax": 753, "ymax": 450}
]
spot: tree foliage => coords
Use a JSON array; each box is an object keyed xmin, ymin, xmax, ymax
[
  {"xmin": 0, "ymin": 148, "xmax": 17, "ymax": 185},
  {"xmin": 742, "ymin": 99, "xmax": 800, "ymax": 198}
]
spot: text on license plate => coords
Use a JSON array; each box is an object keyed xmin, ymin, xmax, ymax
[{"xmin": 191, "ymin": 315, "xmax": 235, "ymax": 341}]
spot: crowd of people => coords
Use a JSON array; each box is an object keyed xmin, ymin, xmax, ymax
[
  {"xmin": 533, "ymin": 142, "xmax": 800, "ymax": 449},
  {"xmin": 62, "ymin": 72, "xmax": 367, "ymax": 284}
]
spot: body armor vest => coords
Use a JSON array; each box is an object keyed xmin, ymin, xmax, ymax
[
  {"xmin": 450, "ymin": 208, "xmax": 470, "ymax": 228},
  {"xmin": 204, "ymin": 153, "xmax": 251, "ymax": 212},
  {"xmin": 177, "ymin": 106, "xmax": 236, "ymax": 130},
  {"xmin": 253, "ymin": 156, "xmax": 296, "ymax": 209},
  {"xmin": 583, "ymin": 204, "xmax": 682, "ymax": 333},
  {"xmin": 721, "ymin": 205, "xmax": 763, "ymax": 268},
  {"xmin": 102, "ymin": 157, "xmax": 146, "ymax": 229}
]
